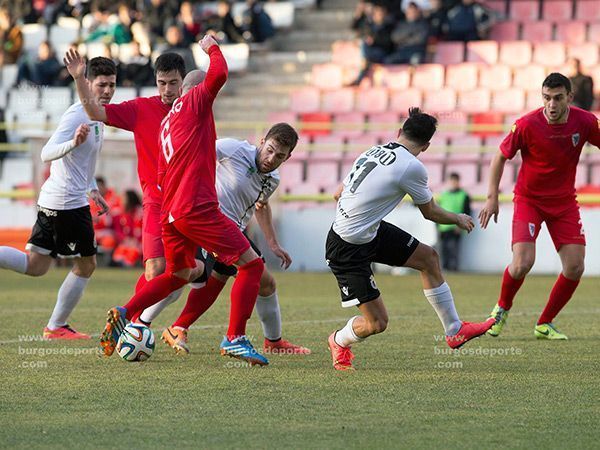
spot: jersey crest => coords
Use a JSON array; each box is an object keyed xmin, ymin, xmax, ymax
[{"xmin": 571, "ymin": 133, "xmax": 580, "ymax": 147}]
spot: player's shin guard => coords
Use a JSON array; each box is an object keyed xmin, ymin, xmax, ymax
[
  {"xmin": 226, "ymin": 258, "xmax": 264, "ymax": 340},
  {"xmin": 123, "ymin": 273, "xmax": 188, "ymax": 320},
  {"xmin": 173, "ymin": 276, "xmax": 227, "ymax": 329},
  {"xmin": 498, "ymin": 266, "xmax": 525, "ymax": 311},
  {"xmin": 537, "ymin": 274, "xmax": 580, "ymax": 325}
]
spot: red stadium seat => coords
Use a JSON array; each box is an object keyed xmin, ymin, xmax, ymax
[
  {"xmin": 499, "ymin": 41, "xmax": 532, "ymax": 67},
  {"xmin": 492, "ymin": 88, "xmax": 526, "ymax": 113},
  {"xmin": 331, "ymin": 40, "xmax": 362, "ymax": 67},
  {"xmin": 433, "ymin": 42, "xmax": 465, "ymax": 65},
  {"xmin": 471, "ymin": 112, "xmax": 504, "ymax": 138},
  {"xmin": 436, "ymin": 112, "xmax": 468, "ymax": 139},
  {"xmin": 373, "ymin": 65, "xmax": 411, "ymax": 90},
  {"xmin": 509, "ymin": 0, "xmax": 539, "ymax": 21},
  {"xmin": 513, "ymin": 65, "xmax": 547, "ymax": 90},
  {"xmin": 299, "ymin": 112, "xmax": 332, "ymax": 137},
  {"xmin": 533, "ymin": 42, "xmax": 566, "ymax": 67},
  {"xmin": 466, "ymin": 40, "xmax": 499, "ymax": 64},
  {"xmin": 575, "ymin": 0, "xmax": 600, "ymax": 21},
  {"xmin": 333, "ymin": 112, "xmax": 365, "ymax": 139},
  {"xmin": 423, "ymin": 88, "xmax": 457, "ymax": 113},
  {"xmin": 542, "ymin": 0, "xmax": 573, "ymax": 21},
  {"xmin": 567, "ymin": 43, "xmax": 599, "ymax": 67},
  {"xmin": 412, "ymin": 64, "xmax": 445, "ymax": 90},
  {"xmin": 355, "ymin": 87, "xmax": 389, "ymax": 113},
  {"xmin": 458, "ymin": 88, "xmax": 492, "ymax": 113},
  {"xmin": 478, "ymin": 64, "xmax": 512, "ymax": 90},
  {"xmin": 389, "ymin": 88, "xmax": 423, "ymax": 112},
  {"xmin": 321, "ymin": 88, "xmax": 354, "ymax": 113},
  {"xmin": 489, "ymin": 22, "xmax": 519, "ymax": 41},
  {"xmin": 445, "ymin": 63, "xmax": 479, "ymax": 92},
  {"xmin": 289, "ymin": 87, "xmax": 320, "ymax": 113},
  {"xmin": 555, "ymin": 22, "xmax": 587, "ymax": 45},
  {"xmin": 521, "ymin": 22, "xmax": 553, "ymax": 43},
  {"xmin": 311, "ymin": 63, "xmax": 344, "ymax": 90}
]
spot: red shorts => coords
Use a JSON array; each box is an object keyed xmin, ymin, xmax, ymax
[
  {"xmin": 142, "ymin": 201, "xmax": 164, "ymax": 262},
  {"xmin": 512, "ymin": 195, "xmax": 586, "ymax": 251},
  {"xmin": 163, "ymin": 207, "xmax": 250, "ymax": 274}
]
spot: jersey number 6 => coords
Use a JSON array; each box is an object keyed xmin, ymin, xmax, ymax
[{"xmin": 161, "ymin": 120, "xmax": 174, "ymax": 164}]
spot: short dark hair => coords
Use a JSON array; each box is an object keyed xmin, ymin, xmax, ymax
[
  {"xmin": 87, "ymin": 57, "xmax": 117, "ymax": 80},
  {"xmin": 542, "ymin": 72, "xmax": 571, "ymax": 93},
  {"xmin": 155, "ymin": 52, "xmax": 186, "ymax": 79},
  {"xmin": 264, "ymin": 123, "xmax": 299, "ymax": 154},
  {"xmin": 449, "ymin": 172, "xmax": 460, "ymax": 180},
  {"xmin": 401, "ymin": 107, "xmax": 438, "ymax": 145}
]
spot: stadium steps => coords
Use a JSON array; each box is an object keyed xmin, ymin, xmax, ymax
[
  {"xmin": 273, "ymin": 29, "xmax": 357, "ymax": 51},
  {"xmin": 292, "ymin": 10, "xmax": 354, "ymax": 30}
]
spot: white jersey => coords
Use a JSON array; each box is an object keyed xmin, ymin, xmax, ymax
[
  {"xmin": 216, "ymin": 138, "xmax": 280, "ymax": 231},
  {"xmin": 333, "ymin": 142, "xmax": 433, "ymax": 244},
  {"xmin": 37, "ymin": 102, "xmax": 104, "ymax": 210}
]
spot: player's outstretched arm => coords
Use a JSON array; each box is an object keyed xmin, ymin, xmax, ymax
[
  {"xmin": 478, "ymin": 150, "xmax": 507, "ymax": 229},
  {"xmin": 64, "ymin": 48, "xmax": 108, "ymax": 123},
  {"xmin": 200, "ymin": 35, "xmax": 228, "ymax": 98},
  {"xmin": 255, "ymin": 201, "xmax": 292, "ymax": 269},
  {"xmin": 417, "ymin": 198, "xmax": 475, "ymax": 233}
]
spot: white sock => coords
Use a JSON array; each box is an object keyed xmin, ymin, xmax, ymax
[
  {"xmin": 255, "ymin": 291, "xmax": 282, "ymax": 341},
  {"xmin": 424, "ymin": 282, "xmax": 462, "ymax": 336},
  {"xmin": 0, "ymin": 247, "xmax": 28, "ymax": 274},
  {"xmin": 334, "ymin": 316, "xmax": 365, "ymax": 347},
  {"xmin": 47, "ymin": 271, "xmax": 89, "ymax": 329},
  {"xmin": 139, "ymin": 287, "xmax": 184, "ymax": 323}
]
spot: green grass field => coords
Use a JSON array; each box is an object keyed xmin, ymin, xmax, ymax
[{"xmin": 1, "ymin": 269, "xmax": 599, "ymax": 449}]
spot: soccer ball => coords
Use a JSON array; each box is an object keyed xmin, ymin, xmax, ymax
[{"xmin": 116, "ymin": 323, "xmax": 155, "ymax": 362}]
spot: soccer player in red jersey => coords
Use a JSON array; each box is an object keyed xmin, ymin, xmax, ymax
[
  {"xmin": 63, "ymin": 49, "xmax": 187, "ymax": 306},
  {"xmin": 101, "ymin": 36, "xmax": 269, "ymax": 365},
  {"xmin": 479, "ymin": 73, "xmax": 600, "ymax": 340}
]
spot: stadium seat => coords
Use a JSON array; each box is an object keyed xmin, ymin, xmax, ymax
[
  {"xmin": 445, "ymin": 63, "xmax": 479, "ymax": 92},
  {"xmin": 268, "ymin": 110, "xmax": 297, "ymax": 125},
  {"xmin": 419, "ymin": 150, "xmax": 446, "ymax": 189},
  {"xmin": 567, "ymin": 43, "xmax": 599, "ymax": 67},
  {"xmin": 575, "ymin": 0, "xmax": 600, "ymax": 21},
  {"xmin": 192, "ymin": 43, "xmax": 249, "ymax": 73},
  {"xmin": 513, "ymin": 65, "xmax": 547, "ymax": 89},
  {"xmin": 482, "ymin": 0, "xmax": 507, "ymax": 16},
  {"xmin": 49, "ymin": 24, "xmax": 79, "ymax": 51},
  {"xmin": 139, "ymin": 86, "xmax": 157, "ymax": 98},
  {"xmin": 290, "ymin": 87, "xmax": 320, "ymax": 113},
  {"xmin": 0, "ymin": 89, "xmax": 6, "ymax": 109},
  {"xmin": 411, "ymin": 64, "xmax": 445, "ymax": 91},
  {"xmin": 449, "ymin": 136, "xmax": 483, "ymax": 153},
  {"xmin": 575, "ymin": 162, "xmax": 588, "ymax": 188},
  {"xmin": 521, "ymin": 22, "xmax": 553, "ymax": 43},
  {"xmin": 1, "ymin": 65, "xmax": 18, "ymax": 90},
  {"xmin": 533, "ymin": 42, "xmax": 566, "ymax": 67},
  {"xmin": 7, "ymin": 88, "xmax": 39, "ymax": 112},
  {"xmin": 355, "ymin": 87, "xmax": 388, "ymax": 113},
  {"xmin": 499, "ymin": 41, "xmax": 532, "ymax": 67},
  {"xmin": 333, "ymin": 112, "xmax": 365, "ymax": 139},
  {"xmin": 590, "ymin": 65, "xmax": 600, "ymax": 94},
  {"xmin": 321, "ymin": 88, "xmax": 354, "ymax": 113},
  {"xmin": 492, "ymin": 88, "xmax": 526, "ymax": 113},
  {"xmin": 299, "ymin": 112, "xmax": 332, "ymax": 137},
  {"xmin": 436, "ymin": 112, "xmax": 468, "ymax": 139},
  {"xmin": 230, "ymin": 1, "xmax": 294, "ymax": 29},
  {"xmin": 367, "ymin": 112, "xmax": 399, "ymax": 134},
  {"xmin": 444, "ymin": 153, "xmax": 481, "ymax": 187},
  {"xmin": 433, "ymin": 42, "xmax": 465, "ymax": 65},
  {"xmin": 509, "ymin": 0, "xmax": 539, "ymax": 21},
  {"xmin": 305, "ymin": 160, "xmax": 341, "ymax": 187},
  {"xmin": 555, "ymin": 22, "xmax": 587, "ymax": 45},
  {"xmin": 40, "ymin": 87, "xmax": 72, "ymax": 115},
  {"xmin": 542, "ymin": 0, "xmax": 573, "ymax": 21},
  {"xmin": 483, "ymin": 135, "xmax": 505, "ymax": 153},
  {"xmin": 478, "ymin": 64, "xmax": 512, "ymax": 90},
  {"xmin": 526, "ymin": 89, "xmax": 543, "ymax": 110},
  {"xmin": 457, "ymin": 88, "xmax": 491, "ymax": 113},
  {"xmin": 373, "ymin": 65, "xmax": 411, "ymax": 90},
  {"xmin": 389, "ymin": 88, "xmax": 423, "ymax": 112},
  {"xmin": 589, "ymin": 24, "xmax": 600, "ymax": 45},
  {"xmin": 345, "ymin": 132, "xmax": 384, "ymax": 154},
  {"xmin": 311, "ymin": 134, "xmax": 346, "ymax": 158},
  {"xmin": 466, "ymin": 41, "xmax": 498, "ymax": 64},
  {"xmin": 331, "ymin": 41, "xmax": 362, "ymax": 67},
  {"xmin": 311, "ymin": 63, "xmax": 344, "ymax": 90},
  {"xmin": 110, "ymin": 88, "xmax": 137, "ymax": 104},
  {"xmin": 21, "ymin": 24, "xmax": 48, "ymax": 53},
  {"xmin": 423, "ymin": 88, "xmax": 457, "ymax": 113},
  {"xmin": 278, "ymin": 160, "xmax": 305, "ymax": 193},
  {"xmin": 470, "ymin": 112, "xmax": 504, "ymax": 138},
  {"xmin": 489, "ymin": 21, "xmax": 519, "ymax": 41},
  {"xmin": 14, "ymin": 110, "xmax": 49, "ymax": 134}
]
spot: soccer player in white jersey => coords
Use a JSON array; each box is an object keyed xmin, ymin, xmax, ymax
[
  {"xmin": 0, "ymin": 57, "xmax": 116, "ymax": 339},
  {"xmin": 138, "ymin": 123, "xmax": 311, "ymax": 355},
  {"xmin": 326, "ymin": 108, "xmax": 495, "ymax": 371}
]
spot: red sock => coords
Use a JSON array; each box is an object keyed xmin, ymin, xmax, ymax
[
  {"xmin": 537, "ymin": 274, "xmax": 580, "ymax": 325},
  {"xmin": 135, "ymin": 273, "xmax": 148, "ymax": 293},
  {"xmin": 173, "ymin": 277, "xmax": 227, "ymax": 329},
  {"xmin": 123, "ymin": 273, "xmax": 188, "ymax": 320},
  {"xmin": 498, "ymin": 266, "xmax": 525, "ymax": 311},
  {"xmin": 226, "ymin": 258, "xmax": 264, "ymax": 340}
]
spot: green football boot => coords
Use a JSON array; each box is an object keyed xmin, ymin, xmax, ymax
[
  {"xmin": 534, "ymin": 323, "xmax": 568, "ymax": 340},
  {"xmin": 487, "ymin": 303, "xmax": 509, "ymax": 337}
]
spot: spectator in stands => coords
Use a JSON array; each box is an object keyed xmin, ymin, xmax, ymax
[
  {"xmin": 205, "ymin": 0, "xmax": 246, "ymax": 44},
  {"xmin": 91, "ymin": 176, "xmax": 122, "ymax": 254},
  {"xmin": 567, "ymin": 58, "xmax": 595, "ymax": 111},
  {"xmin": 85, "ymin": 3, "xmax": 132, "ymax": 45},
  {"xmin": 157, "ymin": 25, "xmax": 197, "ymax": 73},
  {"xmin": 385, "ymin": 2, "xmax": 429, "ymax": 64},
  {"xmin": 145, "ymin": 0, "xmax": 180, "ymax": 40},
  {"xmin": 55, "ymin": 42, "xmax": 79, "ymax": 86},
  {"xmin": 173, "ymin": 1, "xmax": 201, "ymax": 47},
  {"xmin": 425, "ymin": 0, "xmax": 449, "ymax": 41},
  {"xmin": 438, "ymin": 172, "xmax": 471, "ymax": 271},
  {"xmin": 243, "ymin": 0, "xmax": 276, "ymax": 43},
  {"xmin": 16, "ymin": 40, "xmax": 62, "ymax": 86},
  {"xmin": 121, "ymin": 40, "xmax": 154, "ymax": 86},
  {"xmin": 443, "ymin": 0, "xmax": 491, "ymax": 42},
  {"xmin": 112, "ymin": 190, "xmax": 143, "ymax": 267},
  {"xmin": 0, "ymin": 7, "xmax": 23, "ymax": 65}
]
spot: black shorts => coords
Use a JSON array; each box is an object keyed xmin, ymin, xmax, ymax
[
  {"xmin": 194, "ymin": 233, "xmax": 263, "ymax": 280},
  {"xmin": 325, "ymin": 221, "xmax": 419, "ymax": 307},
  {"xmin": 27, "ymin": 205, "xmax": 97, "ymax": 258}
]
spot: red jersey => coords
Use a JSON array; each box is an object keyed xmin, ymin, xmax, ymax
[
  {"xmin": 158, "ymin": 46, "xmax": 227, "ymax": 223},
  {"xmin": 501, "ymin": 107, "xmax": 600, "ymax": 200},
  {"xmin": 104, "ymin": 96, "xmax": 171, "ymax": 204}
]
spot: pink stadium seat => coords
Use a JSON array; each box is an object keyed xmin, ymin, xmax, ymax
[
  {"xmin": 533, "ymin": 42, "xmax": 566, "ymax": 67},
  {"xmin": 345, "ymin": 132, "xmax": 384, "ymax": 154},
  {"xmin": 589, "ymin": 24, "xmax": 600, "ymax": 45},
  {"xmin": 355, "ymin": 87, "xmax": 389, "ymax": 113},
  {"xmin": 525, "ymin": 89, "xmax": 543, "ymax": 110},
  {"xmin": 368, "ymin": 112, "xmax": 399, "ymax": 135},
  {"xmin": 466, "ymin": 40, "xmax": 499, "ymax": 64},
  {"xmin": 428, "ymin": 135, "xmax": 449, "ymax": 153},
  {"xmin": 492, "ymin": 88, "xmax": 526, "ymax": 113},
  {"xmin": 445, "ymin": 63, "xmax": 479, "ymax": 92},
  {"xmin": 305, "ymin": 160, "xmax": 341, "ymax": 187},
  {"xmin": 311, "ymin": 63, "xmax": 344, "ymax": 90},
  {"xmin": 433, "ymin": 42, "xmax": 465, "ymax": 65},
  {"xmin": 484, "ymin": 135, "xmax": 505, "ymax": 153},
  {"xmin": 436, "ymin": 112, "xmax": 468, "ymax": 139},
  {"xmin": 589, "ymin": 153, "xmax": 600, "ymax": 185},
  {"xmin": 567, "ymin": 43, "xmax": 599, "ymax": 67},
  {"xmin": 450, "ymin": 136, "xmax": 483, "ymax": 153},
  {"xmin": 331, "ymin": 40, "xmax": 362, "ymax": 67},
  {"xmin": 458, "ymin": 88, "xmax": 491, "ymax": 113},
  {"xmin": 499, "ymin": 41, "xmax": 532, "ymax": 67},
  {"xmin": 542, "ymin": 0, "xmax": 573, "ymax": 21},
  {"xmin": 521, "ymin": 22, "xmax": 553, "ymax": 43},
  {"xmin": 575, "ymin": 163, "xmax": 588, "ymax": 188},
  {"xmin": 333, "ymin": 112, "xmax": 365, "ymax": 139},
  {"xmin": 419, "ymin": 152, "xmax": 445, "ymax": 190},
  {"xmin": 575, "ymin": 0, "xmax": 600, "ymax": 21},
  {"xmin": 389, "ymin": 88, "xmax": 423, "ymax": 112},
  {"xmin": 374, "ymin": 65, "xmax": 411, "ymax": 90},
  {"xmin": 489, "ymin": 22, "xmax": 519, "ymax": 41},
  {"xmin": 513, "ymin": 65, "xmax": 547, "ymax": 89},
  {"xmin": 471, "ymin": 112, "xmax": 504, "ymax": 137},
  {"xmin": 311, "ymin": 134, "xmax": 346, "ymax": 159},
  {"xmin": 278, "ymin": 161, "xmax": 305, "ymax": 193},
  {"xmin": 445, "ymin": 153, "xmax": 480, "ymax": 188},
  {"xmin": 321, "ymin": 88, "xmax": 354, "ymax": 113},
  {"xmin": 590, "ymin": 65, "xmax": 600, "ymax": 94},
  {"xmin": 478, "ymin": 64, "xmax": 512, "ymax": 90},
  {"xmin": 482, "ymin": 0, "xmax": 507, "ymax": 15},
  {"xmin": 509, "ymin": 0, "xmax": 539, "ymax": 21},
  {"xmin": 289, "ymin": 87, "xmax": 320, "ymax": 113},
  {"xmin": 412, "ymin": 64, "xmax": 445, "ymax": 90},
  {"xmin": 555, "ymin": 22, "xmax": 587, "ymax": 45},
  {"xmin": 423, "ymin": 88, "xmax": 457, "ymax": 113},
  {"xmin": 268, "ymin": 111, "xmax": 297, "ymax": 125}
]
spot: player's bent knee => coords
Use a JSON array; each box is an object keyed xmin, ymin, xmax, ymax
[
  {"xmin": 368, "ymin": 317, "xmax": 388, "ymax": 335},
  {"xmin": 564, "ymin": 262, "xmax": 585, "ymax": 280},
  {"xmin": 25, "ymin": 253, "xmax": 51, "ymax": 277},
  {"xmin": 259, "ymin": 271, "xmax": 276, "ymax": 296},
  {"xmin": 73, "ymin": 260, "xmax": 96, "ymax": 278}
]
